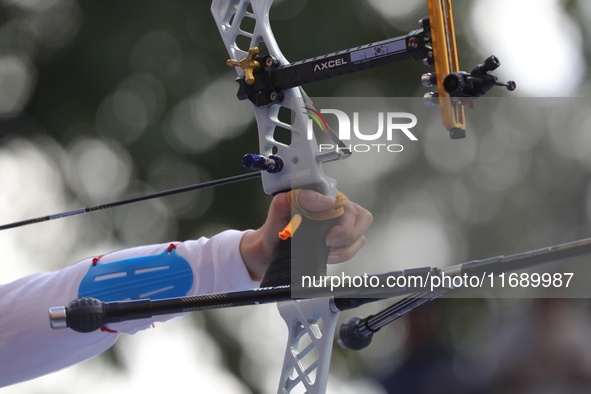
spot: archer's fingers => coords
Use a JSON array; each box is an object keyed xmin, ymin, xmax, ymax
[
  {"xmin": 268, "ymin": 192, "xmax": 291, "ymax": 223},
  {"xmin": 297, "ymin": 189, "xmax": 337, "ymax": 212},
  {"xmin": 328, "ymin": 235, "xmax": 367, "ymax": 264},
  {"xmin": 326, "ymin": 201, "xmax": 373, "ymax": 248}
]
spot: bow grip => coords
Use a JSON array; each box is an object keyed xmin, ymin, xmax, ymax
[{"xmin": 261, "ymin": 213, "xmax": 337, "ymax": 290}]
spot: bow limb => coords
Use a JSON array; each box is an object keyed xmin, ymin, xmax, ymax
[{"xmin": 211, "ymin": 1, "xmax": 339, "ymax": 393}]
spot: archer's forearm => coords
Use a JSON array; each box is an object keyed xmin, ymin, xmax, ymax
[{"xmin": 0, "ymin": 230, "xmax": 258, "ymax": 387}]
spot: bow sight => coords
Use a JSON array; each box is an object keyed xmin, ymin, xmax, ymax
[
  {"xmin": 440, "ymin": 55, "xmax": 517, "ymax": 98},
  {"xmin": 227, "ymin": 0, "xmax": 516, "ymax": 140}
]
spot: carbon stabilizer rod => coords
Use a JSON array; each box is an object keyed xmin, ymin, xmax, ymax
[
  {"xmin": 338, "ymin": 236, "xmax": 591, "ymax": 350},
  {"xmin": 49, "ymin": 268, "xmax": 436, "ymax": 333},
  {"xmin": 49, "ymin": 287, "xmax": 293, "ymax": 333},
  {"xmin": 50, "ymin": 237, "xmax": 591, "ymax": 333}
]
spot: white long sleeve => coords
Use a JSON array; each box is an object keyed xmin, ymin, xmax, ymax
[{"xmin": 0, "ymin": 230, "xmax": 259, "ymax": 387}]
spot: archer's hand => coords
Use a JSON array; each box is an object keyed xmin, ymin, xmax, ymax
[{"xmin": 240, "ymin": 190, "xmax": 373, "ymax": 281}]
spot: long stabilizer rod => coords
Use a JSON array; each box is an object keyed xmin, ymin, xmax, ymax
[
  {"xmin": 50, "ymin": 237, "xmax": 591, "ymax": 333},
  {"xmin": 337, "ymin": 237, "xmax": 591, "ymax": 350}
]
